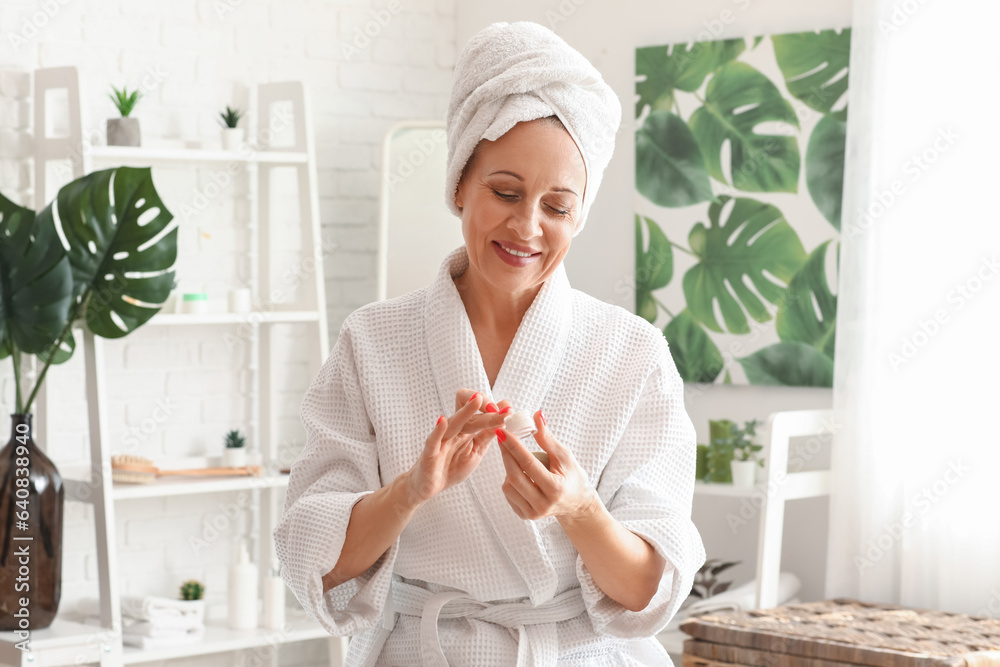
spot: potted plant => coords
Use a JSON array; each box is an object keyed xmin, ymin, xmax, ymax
[
  {"xmin": 727, "ymin": 419, "xmax": 763, "ymax": 487},
  {"xmin": 0, "ymin": 167, "xmax": 176, "ymax": 629},
  {"xmin": 107, "ymin": 85, "xmax": 143, "ymax": 147},
  {"xmin": 219, "ymin": 106, "xmax": 245, "ymax": 151},
  {"xmin": 223, "ymin": 429, "xmax": 247, "ymax": 467}
]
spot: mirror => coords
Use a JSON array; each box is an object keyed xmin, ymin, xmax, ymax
[{"xmin": 377, "ymin": 121, "xmax": 463, "ymax": 301}]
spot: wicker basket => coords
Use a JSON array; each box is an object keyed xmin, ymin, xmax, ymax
[{"xmin": 680, "ymin": 599, "xmax": 1000, "ymax": 667}]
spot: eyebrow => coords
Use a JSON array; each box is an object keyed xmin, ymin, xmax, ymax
[{"xmin": 488, "ymin": 170, "xmax": 578, "ymax": 197}]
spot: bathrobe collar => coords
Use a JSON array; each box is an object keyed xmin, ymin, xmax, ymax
[{"xmin": 423, "ymin": 245, "xmax": 573, "ymax": 604}]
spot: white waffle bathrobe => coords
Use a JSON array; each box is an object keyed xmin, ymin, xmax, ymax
[{"xmin": 274, "ymin": 246, "xmax": 706, "ymax": 666}]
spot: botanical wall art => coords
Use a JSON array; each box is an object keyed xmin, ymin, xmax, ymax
[{"xmin": 634, "ymin": 29, "xmax": 849, "ymax": 387}]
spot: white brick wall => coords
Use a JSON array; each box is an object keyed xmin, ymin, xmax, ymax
[{"xmin": 0, "ymin": 1, "xmax": 456, "ymax": 663}]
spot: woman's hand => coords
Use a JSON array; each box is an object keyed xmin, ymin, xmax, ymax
[
  {"xmin": 404, "ymin": 389, "xmax": 508, "ymax": 505},
  {"xmin": 497, "ymin": 410, "xmax": 599, "ymax": 521}
]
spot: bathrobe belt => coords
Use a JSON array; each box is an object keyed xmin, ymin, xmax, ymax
[{"xmin": 363, "ymin": 580, "xmax": 587, "ymax": 666}]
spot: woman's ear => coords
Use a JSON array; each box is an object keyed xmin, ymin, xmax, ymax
[{"xmin": 454, "ymin": 187, "xmax": 463, "ymax": 211}]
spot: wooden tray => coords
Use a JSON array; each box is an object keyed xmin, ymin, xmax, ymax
[{"xmin": 680, "ymin": 599, "xmax": 1000, "ymax": 667}]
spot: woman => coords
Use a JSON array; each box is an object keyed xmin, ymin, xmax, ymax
[{"xmin": 274, "ymin": 21, "xmax": 706, "ymax": 666}]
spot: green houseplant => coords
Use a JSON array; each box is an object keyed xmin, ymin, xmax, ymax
[
  {"xmin": 699, "ymin": 418, "xmax": 764, "ymax": 486},
  {"xmin": 219, "ymin": 106, "xmax": 245, "ymax": 151},
  {"xmin": 0, "ymin": 166, "xmax": 176, "ymax": 629},
  {"xmin": 223, "ymin": 429, "xmax": 247, "ymax": 467},
  {"xmin": 107, "ymin": 85, "xmax": 144, "ymax": 147}
]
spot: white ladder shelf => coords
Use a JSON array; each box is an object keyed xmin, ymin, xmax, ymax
[{"xmin": 0, "ymin": 66, "xmax": 346, "ymax": 667}]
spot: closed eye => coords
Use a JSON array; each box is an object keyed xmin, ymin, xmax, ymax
[{"xmin": 492, "ymin": 189, "xmax": 517, "ymax": 202}]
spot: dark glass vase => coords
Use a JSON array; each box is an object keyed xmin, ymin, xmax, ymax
[{"xmin": 0, "ymin": 414, "xmax": 64, "ymax": 631}]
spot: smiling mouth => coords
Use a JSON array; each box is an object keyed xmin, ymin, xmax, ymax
[{"xmin": 494, "ymin": 241, "xmax": 540, "ymax": 258}]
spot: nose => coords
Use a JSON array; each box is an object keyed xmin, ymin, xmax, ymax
[{"xmin": 507, "ymin": 199, "xmax": 543, "ymax": 240}]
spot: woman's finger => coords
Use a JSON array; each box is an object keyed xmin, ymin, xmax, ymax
[
  {"xmin": 425, "ymin": 414, "xmax": 448, "ymax": 454},
  {"xmin": 496, "ymin": 399, "xmax": 513, "ymax": 415},
  {"xmin": 454, "ymin": 388, "xmax": 477, "ymax": 411},
  {"xmin": 500, "ymin": 474, "xmax": 534, "ymax": 519},
  {"xmin": 499, "ymin": 444, "xmax": 547, "ymax": 509},
  {"xmin": 497, "ymin": 428, "xmax": 550, "ymax": 483},
  {"xmin": 444, "ymin": 392, "xmax": 485, "ymax": 440}
]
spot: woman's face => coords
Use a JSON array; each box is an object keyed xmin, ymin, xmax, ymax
[{"xmin": 454, "ymin": 119, "xmax": 586, "ymax": 297}]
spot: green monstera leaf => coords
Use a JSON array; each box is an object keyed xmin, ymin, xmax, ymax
[
  {"xmin": 663, "ymin": 309, "xmax": 724, "ymax": 383},
  {"xmin": 635, "ymin": 214, "xmax": 673, "ymax": 323},
  {"xmin": 777, "ymin": 240, "xmax": 838, "ymax": 358},
  {"xmin": 683, "ymin": 196, "xmax": 807, "ymax": 334},
  {"xmin": 55, "ymin": 167, "xmax": 177, "ymax": 338},
  {"xmin": 690, "ymin": 61, "xmax": 801, "ymax": 193},
  {"xmin": 636, "ymin": 111, "xmax": 713, "ymax": 208},
  {"xmin": 0, "ymin": 193, "xmax": 74, "ymax": 360},
  {"xmin": 772, "ymin": 29, "xmax": 851, "ymax": 121},
  {"xmin": 737, "ymin": 341, "xmax": 834, "ymax": 387},
  {"xmin": 635, "ymin": 38, "xmax": 746, "ymax": 117},
  {"xmin": 806, "ymin": 115, "xmax": 847, "ymax": 230}
]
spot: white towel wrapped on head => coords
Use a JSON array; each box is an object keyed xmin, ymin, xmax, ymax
[{"xmin": 445, "ymin": 21, "xmax": 622, "ymax": 234}]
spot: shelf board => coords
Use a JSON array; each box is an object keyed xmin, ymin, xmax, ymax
[
  {"xmin": 0, "ymin": 617, "xmax": 107, "ymax": 662},
  {"xmin": 86, "ymin": 145, "xmax": 308, "ymax": 165},
  {"xmin": 148, "ymin": 310, "xmax": 321, "ymax": 325},
  {"xmin": 118, "ymin": 609, "xmax": 327, "ymax": 664},
  {"xmin": 694, "ymin": 471, "xmax": 830, "ymax": 500},
  {"xmin": 112, "ymin": 473, "xmax": 290, "ymax": 500},
  {"xmin": 694, "ymin": 481, "xmax": 763, "ymax": 497}
]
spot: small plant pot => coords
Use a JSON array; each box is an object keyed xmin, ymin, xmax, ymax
[
  {"xmin": 223, "ymin": 448, "xmax": 247, "ymax": 468},
  {"xmin": 730, "ymin": 459, "xmax": 756, "ymax": 488},
  {"xmin": 755, "ymin": 461, "xmax": 767, "ymax": 484},
  {"xmin": 222, "ymin": 127, "xmax": 244, "ymax": 151},
  {"xmin": 107, "ymin": 117, "xmax": 141, "ymax": 147}
]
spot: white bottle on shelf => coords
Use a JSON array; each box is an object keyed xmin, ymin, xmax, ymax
[
  {"xmin": 263, "ymin": 559, "xmax": 286, "ymax": 631},
  {"xmin": 228, "ymin": 541, "xmax": 259, "ymax": 630}
]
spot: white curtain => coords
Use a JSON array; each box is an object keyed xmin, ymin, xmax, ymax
[{"xmin": 827, "ymin": 0, "xmax": 1000, "ymax": 614}]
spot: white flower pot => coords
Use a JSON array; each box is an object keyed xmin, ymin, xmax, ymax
[
  {"xmin": 730, "ymin": 459, "xmax": 756, "ymax": 488},
  {"xmin": 223, "ymin": 447, "xmax": 247, "ymax": 468},
  {"xmin": 222, "ymin": 127, "xmax": 244, "ymax": 151}
]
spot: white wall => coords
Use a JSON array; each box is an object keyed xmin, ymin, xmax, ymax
[
  {"xmin": 456, "ymin": 0, "xmax": 852, "ymax": 603},
  {"xmin": 0, "ymin": 1, "xmax": 455, "ymax": 664}
]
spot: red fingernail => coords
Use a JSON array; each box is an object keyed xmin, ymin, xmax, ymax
[
  {"xmin": 437, "ymin": 415, "xmax": 444, "ymax": 425},
  {"xmin": 494, "ymin": 428, "xmax": 506, "ymax": 444},
  {"xmin": 539, "ymin": 410, "xmax": 546, "ymax": 426},
  {"xmin": 468, "ymin": 393, "xmax": 479, "ymax": 403},
  {"xmin": 499, "ymin": 406, "xmax": 511, "ymax": 414},
  {"xmin": 485, "ymin": 403, "xmax": 498, "ymax": 413}
]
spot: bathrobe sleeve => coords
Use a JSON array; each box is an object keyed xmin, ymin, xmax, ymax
[
  {"xmin": 273, "ymin": 315, "xmax": 397, "ymax": 636},
  {"xmin": 575, "ymin": 328, "xmax": 706, "ymax": 638}
]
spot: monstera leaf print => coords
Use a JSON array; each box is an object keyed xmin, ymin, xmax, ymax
[
  {"xmin": 635, "ymin": 38, "xmax": 746, "ymax": 117},
  {"xmin": 635, "ymin": 214, "xmax": 673, "ymax": 323},
  {"xmin": 773, "ymin": 29, "xmax": 851, "ymax": 121},
  {"xmin": 636, "ymin": 111, "xmax": 713, "ymax": 208},
  {"xmin": 806, "ymin": 115, "xmax": 847, "ymax": 230},
  {"xmin": 682, "ymin": 196, "xmax": 807, "ymax": 334},
  {"xmin": 663, "ymin": 309, "xmax": 724, "ymax": 383},
  {"xmin": 689, "ymin": 62, "xmax": 800, "ymax": 193},
  {"xmin": 776, "ymin": 240, "xmax": 837, "ymax": 358},
  {"xmin": 737, "ymin": 341, "xmax": 834, "ymax": 387}
]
